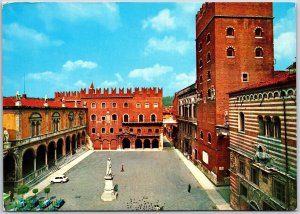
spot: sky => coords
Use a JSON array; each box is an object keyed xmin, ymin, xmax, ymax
[{"xmin": 2, "ymin": 2, "xmax": 297, "ymax": 98}]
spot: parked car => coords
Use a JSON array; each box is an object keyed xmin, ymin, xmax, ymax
[
  {"xmin": 50, "ymin": 174, "xmax": 69, "ymax": 183},
  {"xmin": 30, "ymin": 198, "xmax": 39, "ymax": 208},
  {"xmin": 41, "ymin": 199, "xmax": 52, "ymax": 208},
  {"xmin": 49, "ymin": 207, "xmax": 58, "ymax": 211},
  {"xmin": 54, "ymin": 199, "xmax": 65, "ymax": 208},
  {"xmin": 17, "ymin": 198, "xmax": 26, "ymax": 208}
]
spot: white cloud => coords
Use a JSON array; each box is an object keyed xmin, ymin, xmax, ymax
[
  {"xmin": 74, "ymin": 80, "xmax": 86, "ymax": 88},
  {"xmin": 27, "ymin": 71, "xmax": 62, "ymax": 82},
  {"xmin": 168, "ymin": 71, "xmax": 196, "ymax": 91},
  {"xmin": 115, "ymin": 73, "xmax": 123, "ymax": 82},
  {"xmin": 145, "ymin": 36, "xmax": 192, "ymax": 55},
  {"xmin": 128, "ymin": 64, "xmax": 173, "ymax": 82},
  {"xmin": 101, "ymin": 80, "xmax": 118, "ymax": 87},
  {"xmin": 63, "ymin": 60, "xmax": 98, "ymax": 71},
  {"xmin": 142, "ymin": 9, "xmax": 176, "ymax": 32},
  {"xmin": 274, "ymin": 32, "xmax": 296, "ymax": 60},
  {"xmin": 274, "ymin": 7, "xmax": 296, "ymax": 35},
  {"xmin": 3, "ymin": 23, "xmax": 63, "ymax": 48},
  {"xmin": 37, "ymin": 3, "xmax": 121, "ymax": 31}
]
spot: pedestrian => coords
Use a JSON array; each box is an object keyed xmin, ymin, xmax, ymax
[
  {"xmin": 188, "ymin": 184, "xmax": 191, "ymax": 193},
  {"xmin": 121, "ymin": 164, "xmax": 124, "ymax": 172}
]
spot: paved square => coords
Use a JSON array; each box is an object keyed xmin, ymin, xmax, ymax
[{"xmin": 37, "ymin": 148, "xmax": 216, "ymax": 211}]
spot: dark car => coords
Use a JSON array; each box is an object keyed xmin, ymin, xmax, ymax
[
  {"xmin": 41, "ymin": 199, "xmax": 52, "ymax": 208},
  {"xmin": 54, "ymin": 199, "xmax": 65, "ymax": 208},
  {"xmin": 30, "ymin": 198, "xmax": 39, "ymax": 208},
  {"xmin": 49, "ymin": 207, "xmax": 58, "ymax": 211}
]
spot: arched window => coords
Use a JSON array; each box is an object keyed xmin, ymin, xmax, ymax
[
  {"xmin": 239, "ymin": 112, "xmax": 245, "ymax": 132},
  {"xmin": 227, "ymin": 47, "xmax": 235, "ymax": 57},
  {"xmin": 226, "ymin": 27, "xmax": 234, "ymax": 36},
  {"xmin": 29, "ymin": 113, "xmax": 42, "ymax": 137},
  {"xmin": 138, "ymin": 114, "xmax": 144, "ymax": 122},
  {"xmin": 92, "ymin": 128, "xmax": 96, "ymax": 134},
  {"xmin": 137, "ymin": 129, "xmax": 141, "ymax": 134},
  {"xmin": 148, "ymin": 129, "xmax": 152, "ymax": 134},
  {"xmin": 123, "ymin": 114, "xmax": 129, "ymax": 122},
  {"xmin": 255, "ymin": 28, "xmax": 263, "ymax": 37},
  {"xmin": 155, "ymin": 129, "xmax": 159, "ymax": 134},
  {"xmin": 208, "ymin": 133, "xmax": 212, "ymax": 143},
  {"xmin": 91, "ymin": 114, "xmax": 97, "ymax": 121},
  {"xmin": 52, "ymin": 112, "xmax": 60, "ymax": 132},
  {"xmin": 265, "ymin": 116, "xmax": 272, "ymax": 137},
  {"xmin": 199, "ymin": 59, "xmax": 203, "ymax": 68},
  {"xmin": 151, "ymin": 114, "xmax": 156, "ymax": 122},
  {"xmin": 206, "ymin": 33, "xmax": 211, "ymax": 44},
  {"xmin": 200, "ymin": 130, "xmax": 204, "ymax": 139},
  {"xmin": 199, "ymin": 42, "xmax": 202, "ymax": 52},
  {"xmin": 68, "ymin": 112, "xmax": 74, "ymax": 128},
  {"xmin": 207, "ymin": 71, "xmax": 211, "ymax": 80},
  {"xmin": 207, "ymin": 89, "xmax": 211, "ymax": 98},
  {"xmin": 200, "ymin": 91, "xmax": 203, "ymax": 99},
  {"xmin": 207, "ymin": 52, "xmax": 211, "ymax": 62},
  {"xmin": 124, "ymin": 102, "xmax": 129, "ymax": 108},
  {"xmin": 101, "ymin": 128, "xmax": 105, "ymax": 134},
  {"xmin": 91, "ymin": 102, "xmax": 96, "ymax": 109},
  {"xmin": 258, "ymin": 115, "xmax": 265, "ymax": 136},
  {"xmin": 255, "ymin": 47, "xmax": 263, "ymax": 57},
  {"xmin": 112, "ymin": 114, "xmax": 117, "ymax": 121},
  {"xmin": 273, "ymin": 116, "xmax": 281, "ymax": 139}
]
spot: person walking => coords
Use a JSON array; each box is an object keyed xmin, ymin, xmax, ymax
[{"xmin": 188, "ymin": 184, "xmax": 191, "ymax": 193}]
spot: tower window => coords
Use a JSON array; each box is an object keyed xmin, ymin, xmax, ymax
[
  {"xmin": 255, "ymin": 47, "xmax": 263, "ymax": 57},
  {"xmin": 200, "ymin": 75, "xmax": 203, "ymax": 84},
  {"xmin": 206, "ymin": 33, "xmax": 211, "ymax": 44},
  {"xmin": 101, "ymin": 128, "xmax": 105, "ymax": 134},
  {"xmin": 227, "ymin": 47, "xmax": 235, "ymax": 57},
  {"xmin": 207, "ymin": 71, "xmax": 211, "ymax": 80},
  {"xmin": 101, "ymin": 102, "xmax": 106, "ymax": 108},
  {"xmin": 110, "ymin": 128, "xmax": 114, "ymax": 134},
  {"xmin": 112, "ymin": 102, "xmax": 117, "ymax": 108},
  {"xmin": 255, "ymin": 28, "xmax": 263, "ymax": 37},
  {"xmin": 226, "ymin": 27, "xmax": 235, "ymax": 37},
  {"xmin": 207, "ymin": 52, "xmax": 211, "ymax": 62},
  {"xmin": 207, "ymin": 89, "xmax": 211, "ymax": 98},
  {"xmin": 123, "ymin": 114, "xmax": 129, "ymax": 122},
  {"xmin": 199, "ymin": 42, "xmax": 202, "ymax": 52},
  {"xmin": 199, "ymin": 59, "xmax": 203, "ymax": 68},
  {"xmin": 242, "ymin": 72, "xmax": 248, "ymax": 82},
  {"xmin": 208, "ymin": 133, "xmax": 212, "ymax": 143},
  {"xmin": 91, "ymin": 102, "xmax": 96, "ymax": 109},
  {"xmin": 91, "ymin": 114, "xmax": 97, "ymax": 121},
  {"xmin": 92, "ymin": 128, "xmax": 96, "ymax": 134},
  {"xmin": 112, "ymin": 114, "xmax": 117, "ymax": 121}
]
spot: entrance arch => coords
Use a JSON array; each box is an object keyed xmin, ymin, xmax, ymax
[
  {"xmin": 22, "ymin": 149, "xmax": 35, "ymax": 177},
  {"xmin": 152, "ymin": 139, "xmax": 159, "ymax": 148},
  {"xmin": 57, "ymin": 139, "xmax": 63, "ymax": 159},
  {"xmin": 72, "ymin": 134, "xmax": 76, "ymax": 154},
  {"xmin": 66, "ymin": 136, "xmax": 71, "ymax": 155},
  {"xmin": 144, "ymin": 139, "xmax": 150, "ymax": 148},
  {"xmin": 36, "ymin": 145, "xmax": 46, "ymax": 170},
  {"xmin": 135, "ymin": 139, "xmax": 142, "ymax": 149},
  {"xmin": 122, "ymin": 138, "xmax": 131, "ymax": 149},
  {"xmin": 48, "ymin": 141, "xmax": 55, "ymax": 167},
  {"xmin": 77, "ymin": 133, "xmax": 81, "ymax": 148}
]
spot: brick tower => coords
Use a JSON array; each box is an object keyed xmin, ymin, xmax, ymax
[{"xmin": 195, "ymin": 2, "xmax": 274, "ymax": 185}]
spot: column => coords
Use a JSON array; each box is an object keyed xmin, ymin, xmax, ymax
[
  {"xmin": 54, "ymin": 148, "xmax": 57, "ymax": 164},
  {"xmin": 34, "ymin": 156, "xmax": 37, "ymax": 176},
  {"xmin": 70, "ymin": 141, "xmax": 73, "ymax": 155},
  {"xmin": 45, "ymin": 152, "xmax": 48, "ymax": 170},
  {"xmin": 142, "ymin": 140, "xmax": 144, "ymax": 149},
  {"xmin": 191, "ymin": 104, "xmax": 194, "ymax": 119}
]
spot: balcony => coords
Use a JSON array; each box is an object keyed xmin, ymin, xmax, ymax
[{"xmin": 216, "ymin": 125, "xmax": 229, "ymax": 137}]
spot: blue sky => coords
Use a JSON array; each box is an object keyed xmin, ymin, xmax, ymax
[{"xmin": 2, "ymin": 2, "xmax": 296, "ymax": 98}]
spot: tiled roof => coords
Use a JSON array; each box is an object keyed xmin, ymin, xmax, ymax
[
  {"xmin": 229, "ymin": 72, "xmax": 296, "ymax": 94},
  {"xmin": 3, "ymin": 96, "xmax": 82, "ymax": 108}
]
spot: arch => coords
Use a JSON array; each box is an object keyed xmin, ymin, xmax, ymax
[
  {"xmin": 274, "ymin": 91, "xmax": 280, "ymax": 98},
  {"xmin": 57, "ymin": 138, "xmax": 64, "ymax": 159},
  {"xmin": 77, "ymin": 133, "xmax": 81, "ymax": 148},
  {"xmin": 152, "ymin": 139, "xmax": 159, "ymax": 148},
  {"xmin": 246, "ymin": 95, "xmax": 250, "ymax": 100},
  {"xmin": 4, "ymin": 153, "xmax": 16, "ymax": 182},
  {"xmin": 255, "ymin": 47, "xmax": 263, "ymax": 57},
  {"xmin": 123, "ymin": 114, "xmax": 129, "ymax": 122},
  {"xmin": 110, "ymin": 139, "xmax": 118, "ymax": 150},
  {"xmin": 135, "ymin": 139, "xmax": 142, "ymax": 149},
  {"xmin": 138, "ymin": 114, "xmax": 144, "ymax": 122},
  {"xmin": 144, "ymin": 139, "xmax": 150, "ymax": 148},
  {"xmin": 227, "ymin": 47, "xmax": 235, "ymax": 57},
  {"xmin": 72, "ymin": 134, "xmax": 76, "ymax": 154},
  {"xmin": 267, "ymin": 92, "xmax": 273, "ymax": 99},
  {"xmin": 150, "ymin": 114, "xmax": 156, "ymax": 122},
  {"xmin": 226, "ymin": 27, "xmax": 235, "ymax": 36},
  {"xmin": 36, "ymin": 144, "xmax": 46, "ymax": 170},
  {"xmin": 250, "ymin": 95, "xmax": 254, "ymax": 100},
  {"xmin": 22, "ymin": 148, "xmax": 35, "ymax": 177},
  {"xmin": 48, "ymin": 141, "xmax": 55, "ymax": 167},
  {"xmin": 287, "ymin": 89, "xmax": 295, "ymax": 97},
  {"xmin": 91, "ymin": 114, "xmax": 97, "ymax": 121},
  {"xmin": 254, "ymin": 94, "xmax": 258, "ymax": 100},
  {"xmin": 93, "ymin": 139, "xmax": 101, "ymax": 150},
  {"xmin": 122, "ymin": 138, "xmax": 131, "ymax": 149},
  {"xmin": 254, "ymin": 27, "xmax": 263, "ymax": 37},
  {"xmin": 52, "ymin": 112, "xmax": 60, "ymax": 132},
  {"xmin": 66, "ymin": 136, "xmax": 71, "ymax": 155},
  {"xmin": 112, "ymin": 114, "xmax": 117, "ymax": 121},
  {"xmin": 102, "ymin": 139, "xmax": 110, "ymax": 150}
]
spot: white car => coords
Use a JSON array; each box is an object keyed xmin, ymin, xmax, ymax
[{"xmin": 50, "ymin": 175, "xmax": 69, "ymax": 183}]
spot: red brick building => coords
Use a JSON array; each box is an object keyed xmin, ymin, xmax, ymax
[
  {"xmin": 54, "ymin": 83, "xmax": 163, "ymax": 150},
  {"xmin": 195, "ymin": 2, "xmax": 274, "ymax": 185}
]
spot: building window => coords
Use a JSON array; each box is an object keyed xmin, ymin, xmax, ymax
[
  {"xmin": 258, "ymin": 115, "xmax": 265, "ymax": 136},
  {"xmin": 91, "ymin": 114, "xmax": 97, "ymax": 121},
  {"xmin": 112, "ymin": 102, "xmax": 117, "ymax": 108},
  {"xmin": 200, "ymin": 130, "xmax": 203, "ymax": 139},
  {"xmin": 227, "ymin": 47, "xmax": 235, "ymax": 57},
  {"xmin": 92, "ymin": 128, "xmax": 96, "ymax": 134},
  {"xmin": 207, "ymin": 89, "xmax": 211, "ymax": 98},
  {"xmin": 112, "ymin": 114, "xmax": 117, "ymax": 121},
  {"xmin": 119, "ymin": 128, "xmax": 122, "ymax": 132},
  {"xmin": 154, "ymin": 103, "xmax": 158, "ymax": 108},
  {"xmin": 151, "ymin": 114, "xmax": 156, "ymax": 122},
  {"xmin": 200, "ymin": 75, "xmax": 203, "ymax": 84},
  {"xmin": 239, "ymin": 112, "xmax": 245, "ymax": 132},
  {"xmin": 79, "ymin": 111, "xmax": 84, "ymax": 125},
  {"xmin": 240, "ymin": 183, "xmax": 248, "ymax": 198},
  {"xmin": 242, "ymin": 72, "xmax": 248, "ymax": 82},
  {"xmin": 91, "ymin": 102, "xmax": 96, "ymax": 109},
  {"xmin": 155, "ymin": 129, "xmax": 159, "ymax": 134},
  {"xmin": 251, "ymin": 167, "xmax": 259, "ymax": 186},
  {"xmin": 137, "ymin": 129, "xmax": 141, "ymax": 134},
  {"xmin": 148, "ymin": 129, "xmax": 152, "ymax": 134},
  {"xmin": 273, "ymin": 116, "xmax": 281, "ymax": 139},
  {"xmin": 101, "ymin": 128, "xmax": 105, "ymax": 134},
  {"xmin": 265, "ymin": 116, "xmax": 273, "ymax": 137},
  {"xmin": 206, "ymin": 33, "xmax": 211, "ymax": 44},
  {"xmin": 68, "ymin": 112, "xmax": 74, "ymax": 128},
  {"xmin": 200, "ymin": 91, "xmax": 203, "ymax": 99},
  {"xmin": 207, "ymin": 52, "xmax": 211, "ymax": 62},
  {"xmin": 255, "ymin": 28, "xmax": 263, "ymax": 37},
  {"xmin": 52, "ymin": 112, "xmax": 60, "ymax": 132},
  {"xmin": 255, "ymin": 47, "xmax": 263, "ymax": 57},
  {"xmin": 273, "ymin": 179, "xmax": 286, "ymax": 203},
  {"xmin": 101, "ymin": 102, "xmax": 106, "ymax": 109},
  {"xmin": 226, "ymin": 27, "xmax": 234, "ymax": 36},
  {"xmin": 124, "ymin": 102, "xmax": 129, "ymax": 108},
  {"xmin": 123, "ymin": 114, "xmax": 129, "ymax": 122},
  {"xmin": 136, "ymin": 103, "xmax": 141, "ymax": 108},
  {"xmin": 239, "ymin": 161, "xmax": 245, "ymax": 176},
  {"xmin": 199, "ymin": 42, "xmax": 202, "ymax": 52},
  {"xmin": 101, "ymin": 116, "xmax": 106, "ymax": 121},
  {"xmin": 110, "ymin": 128, "xmax": 114, "ymax": 134},
  {"xmin": 208, "ymin": 133, "xmax": 212, "ymax": 143},
  {"xmin": 139, "ymin": 114, "xmax": 144, "ymax": 122},
  {"xmin": 145, "ymin": 103, "xmax": 149, "ymax": 108},
  {"xmin": 130, "ymin": 128, "xmax": 133, "ymax": 132},
  {"xmin": 199, "ymin": 59, "xmax": 203, "ymax": 68},
  {"xmin": 207, "ymin": 71, "xmax": 211, "ymax": 80}
]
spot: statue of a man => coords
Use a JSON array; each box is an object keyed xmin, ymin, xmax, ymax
[
  {"xmin": 3, "ymin": 129, "xmax": 9, "ymax": 143},
  {"xmin": 106, "ymin": 158, "xmax": 112, "ymax": 176},
  {"xmin": 16, "ymin": 91, "xmax": 21, "ymax": 101}
]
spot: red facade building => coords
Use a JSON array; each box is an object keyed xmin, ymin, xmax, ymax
[
  {"xmin": 54, "ymin": 83, "xmax": 163, "ymax": 150},
  {"xmin": 195, "ymin": 2, "xmax": 274, "ymax": 185}
]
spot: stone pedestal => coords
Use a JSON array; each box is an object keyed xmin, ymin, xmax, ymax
[{"xmin": 101, "ymin": 175, "xmax": 117, "ymax": 201}]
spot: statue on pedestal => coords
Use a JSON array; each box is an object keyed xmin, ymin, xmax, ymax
[{"xmin": 101, "ymin": 157, "xmax": 118, "ymax": 201}]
